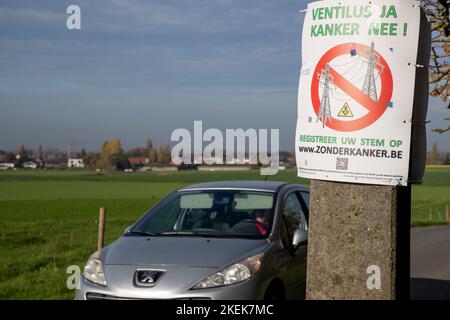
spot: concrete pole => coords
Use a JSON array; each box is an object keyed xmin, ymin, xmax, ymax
[
  {"xmin": 306, "ymin": 180, "xmax": 411, "ymax": 300},
  {"xmin": 305, "ymin": 9, "xmax": 428, "ymax": 300}
]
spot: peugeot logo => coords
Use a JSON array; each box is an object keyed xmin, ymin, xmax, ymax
[{"xmin": 135, "ymin": 270, "xmax": 164, "ymax": 287}]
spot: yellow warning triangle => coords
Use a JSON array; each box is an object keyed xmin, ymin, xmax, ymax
[{"xmin": 338, "ymin": 103, "xmax": 353, "ymax": 117}]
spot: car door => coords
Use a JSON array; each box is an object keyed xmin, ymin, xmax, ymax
[{"xmin": 280, "ymin": 191, "xmax": 308, "ymax": 299}]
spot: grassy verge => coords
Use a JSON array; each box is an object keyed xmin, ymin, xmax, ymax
[{"xmin": 0, "ymin": 168, "xmax": 448, "ymax": 298}]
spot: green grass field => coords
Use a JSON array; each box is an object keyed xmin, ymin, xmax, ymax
[{"xmin": 0, "ymin": 168, "xmax": 448, "ymax": 299}]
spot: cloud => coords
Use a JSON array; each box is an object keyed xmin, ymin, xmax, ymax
[
  {"xmin": 0, "ymin": 0, "xmax": 317, "ymax": 151},
  {"xmin": 0, "ymin": 6, "xmax": 60, "ymax": 23}
]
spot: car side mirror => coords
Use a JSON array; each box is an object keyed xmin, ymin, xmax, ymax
[{"xmin": 292, "ymin": 229, "xmax": 308, "ymax": 248}]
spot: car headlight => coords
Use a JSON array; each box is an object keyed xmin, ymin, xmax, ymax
[
  {"xmin": 192, "ymin": 254, "xmax": 262, "ymax": 289},
  {"xmin": 83, "ymin": 253, "xmax": 107, "ymax": 286}
]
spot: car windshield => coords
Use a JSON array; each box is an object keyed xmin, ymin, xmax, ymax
[{"xmin": 130, "ymin": 190, "xmax": 276, "ymax": 239}]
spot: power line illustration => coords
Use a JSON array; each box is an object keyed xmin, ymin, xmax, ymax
[
  {"xmin": 317, "ymin": 64, "xmax": 333, "ymax": 128},
  {"xmin": 315, "ymin": 42, "xmax": 387, "ymax": 129},
  {"xmin": 362, "ymin": 42, "xmax": 384, "ymax": 102}
]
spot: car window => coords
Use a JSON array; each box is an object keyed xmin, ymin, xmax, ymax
[
  {"xmin": 131, "ymin": 190, "xmax": 276, "ymax": 239},
  {"xmin": 142, "ymin": 197, "xmax": 182, "ymax": 233},
  {"xmin": 282, "ymin": 193, "xmax": 308, "ymax": 240},
  {"xmin": 300, "ymin": 191, "xmax": 310, "ymax": 209}
]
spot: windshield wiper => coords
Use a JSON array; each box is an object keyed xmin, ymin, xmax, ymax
[
  {"xmin": 159, "ymin": 232, "xmax": 200, "ymax": 236},
  {"xmin": 160, "ymin": 232, "xmax": 239, "ymax": 238},
  {"xmin": 128, "ymin": 231, "xmax": 261, "ymax": 239},
  {"xmin": 128, "ymin": 230, "xmax": 160, "ymax": 237}
]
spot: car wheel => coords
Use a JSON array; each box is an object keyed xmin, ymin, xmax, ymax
[{"xmin": 264, "ymin": 280, "xmax": 285, "ymax": 300}]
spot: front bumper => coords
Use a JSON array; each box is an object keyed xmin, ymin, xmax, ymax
[{"xmin": 75, "ymin": 265, "xmax": 266, "ymax": 300}]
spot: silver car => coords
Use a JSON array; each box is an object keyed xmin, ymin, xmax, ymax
[{"xmin": 75, "ymin": 181, "xmax": 309, "ymax": 300}]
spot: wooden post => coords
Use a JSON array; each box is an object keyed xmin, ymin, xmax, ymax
[
  {"xmin": 436, "ymin": 209, "xmax": 441, "ymax": 221},
  {"xmin": 97, "ymin": 207, "xmax": 106, "ymax": 252}
]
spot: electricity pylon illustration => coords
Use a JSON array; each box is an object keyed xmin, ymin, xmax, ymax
[
  {"xmin": 317, "ymin": 64, "xmax": 333, "ymax": 128},
  {"xmin": 362, "ymin": 42, "xmax": 384, "ymax": 102}
]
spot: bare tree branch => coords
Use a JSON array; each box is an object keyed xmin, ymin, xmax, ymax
[
  {"xmin": 432, "ymin": 126, "xmax": 450, "ymax": 134},
  {"xmin": 422, "ymin": 0, "xmax": 450, "ymax": 133}
]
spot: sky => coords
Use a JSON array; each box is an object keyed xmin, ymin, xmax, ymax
[{"xmin": 0, "ymin": 0, "xmax": 449, "ymax": 152}]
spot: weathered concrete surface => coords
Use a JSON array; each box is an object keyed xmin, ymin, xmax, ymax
[{"xmin": 306, "ymin": 180, "xmax": 398, "ymax": 300}]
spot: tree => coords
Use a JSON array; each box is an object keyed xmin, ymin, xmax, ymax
[
  {"xmin": 101, "ymin": 139, "xmax": 122, "ymax": 157},
  {"xmin": 5, "ymin": 152, "xmax": 15, "ymax": 163},
  {"xmin": 109, "ymin": 154, "xmax": 131, "ymax": 171},
  {"xmin": 156, "ymin": 144, "xmax": 171, "ymax": 164},
  {"xmin": 150, "ymin": 149, "xmax": 158, "ymax": 164},
  {"xmin": 80, "ymin": 149, "xmax": 91, "ymax": 168},
  {"xmin": 427, "ymin": 141, "xmax": 443, "ymax": 164},
  {"xmin": 422, "ymin": 0, "xmax": 450, "ymax": 133},
  {"xmin": 37, "ymin": 145, "xmax": 43, "ymax": 160},
  {"xmin": 100, "ymin": 139, "xmax": 124, "ymax": 171},
  {"xmin": 444, "ymin": 151, "xmax": 450, "ymax": 164},
  {"xmin": 147, "ymin": 138, "xmax": 156, "ymax": 163},
  {"xmin": 17, "ymin": 145, "xmax": 29, "ymax": 163},
  {"xmin": 84, "ymin": 152, "xmax": 101, "ymax": 169}
]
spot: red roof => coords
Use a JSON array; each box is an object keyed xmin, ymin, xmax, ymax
[{"xmin": 128, "ymin": 157, "xmax": 147, "ymax": 165}]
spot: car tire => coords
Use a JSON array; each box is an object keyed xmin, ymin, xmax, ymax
[{"xmin": 264, "ymin": 280, "xmax": 285, "ymax": 300}]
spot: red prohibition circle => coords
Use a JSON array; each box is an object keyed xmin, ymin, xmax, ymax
[{"xmin": 311, "ymin": 43, "xmax": 393, "ymax": 132}]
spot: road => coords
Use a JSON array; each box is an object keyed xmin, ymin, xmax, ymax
[{"xmin": 411, "ymin": 226, "xmax": 450, "ymax": 300}]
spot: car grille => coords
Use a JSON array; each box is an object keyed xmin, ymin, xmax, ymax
[{"xmin": 86, "ymin": 293, "xmax": 211, "ymax": 300}]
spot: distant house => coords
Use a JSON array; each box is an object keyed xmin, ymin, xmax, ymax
[
  {"xmin": 140, "ymin": 165, "xmax": 177, "ymax": 172},
  {"xmin": 23, "ymin": 161, "xmax": 38, "ymax": 169},
  {"xmin": 0, "ymin": 163, "xmax": 15, "ymax": 170},
  {"xmin": 67, "ymin": 158, "xmax": 84, "ymax": 168},
  {"xmin": 45, "ymin": 163, "xmax": 65, "ymax": 170},
  {"xmin": 128, "ymin": 157, "xmax": 149, "ymax": 168}
]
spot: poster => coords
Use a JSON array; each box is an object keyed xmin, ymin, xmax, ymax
[{"xmin": 296, "ymin": 0, "xmax": 421, "ymax": 186}]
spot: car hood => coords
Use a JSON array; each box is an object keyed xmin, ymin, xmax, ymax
[{"xmin": 104, "ymin": 236, "xmax": 268, "ymax": 268}]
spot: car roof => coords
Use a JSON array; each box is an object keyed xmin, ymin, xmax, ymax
[{"xmin": 178, "ymin": 180, "xmax": 308, "ymax": 193}]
